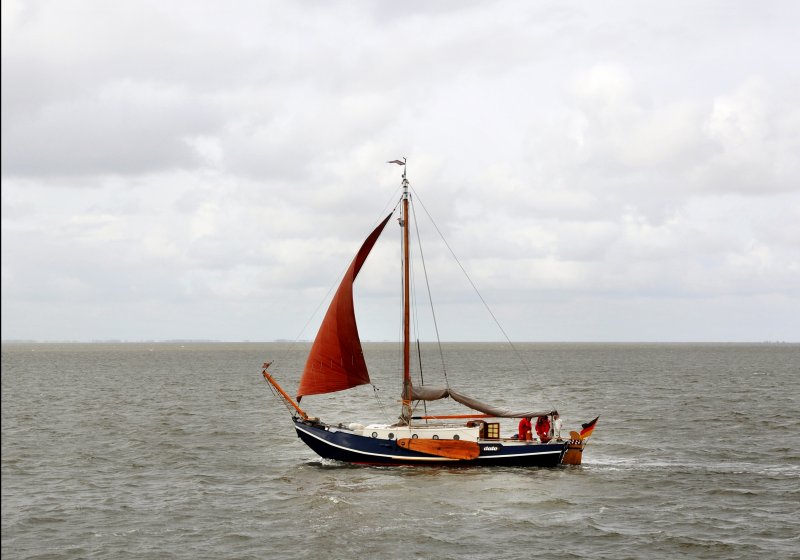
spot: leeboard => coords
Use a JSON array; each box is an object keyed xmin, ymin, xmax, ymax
[{"xmin": 397, "ymin": 438, "xmax": 480, "ymax": 460}]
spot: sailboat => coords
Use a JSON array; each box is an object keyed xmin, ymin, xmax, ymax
[{"xmin": 262, "ymin": 159, "xmax": 597, "ymax": 466}]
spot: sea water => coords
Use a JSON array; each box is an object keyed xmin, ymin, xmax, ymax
[{"xmin": 2, "ymin": 342, "xmax": 799, "ymax": 559}]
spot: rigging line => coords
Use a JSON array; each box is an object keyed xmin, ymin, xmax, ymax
[
  {"xmin": 408, "ymin": 234, "xmax": 423, "ymax": 383},
  {"xmin": 410, "ymin": 186, "xmax": 533, "ymax": 374},
  {"xmin": 416, "ymin": 338, "xmax": 428, "ymax": 420},
  {"xmin": 410, "ymin": 197, "xmax": 449, "ymax": 387},
  {"xmin": 380, "ymin": 185, "xmax": 404, "ymax": 219},
  {"xmin": 262, "ymin": 375, "xmax": 296, "ymax": 419},
  {"xmin": 371, "ymin": 384, "xmax": 391, "ymax": 425},
  {"xmin": 407, "ymin": 239, "xmax": 429, "ymax": 418},
  {"xmin": 407, "ymin": 196, "xmax": 435, "ymax": 421}
]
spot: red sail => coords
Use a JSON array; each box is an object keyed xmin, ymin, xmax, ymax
[{"xmin": 297, "ymin": 214, "xmax": 393, "ymax": 399}]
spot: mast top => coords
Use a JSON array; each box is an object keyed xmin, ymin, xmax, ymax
[{"xmin": 387, "ymin": 157, "xmax": 408, "ymax": 199}]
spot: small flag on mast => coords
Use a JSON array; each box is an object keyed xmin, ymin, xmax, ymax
[{"xmin": 387, "ymin": 159, "xmax": 405, "ymax": 165}]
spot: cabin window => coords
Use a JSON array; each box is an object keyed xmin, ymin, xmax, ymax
[
  {"xmin": 388, "ymin": 433, "xmax": 395, "ymax": 440},
  {"xmin": 432, "ymin": 435, "xmax": 439, "ymax": 440},
  {"xmin": 453, "ymin": 434, "xmax": 460, "ymax": 440},
  {"xmin": 371, "ymin": 432, "xmax": 378, "ymax": 438}
]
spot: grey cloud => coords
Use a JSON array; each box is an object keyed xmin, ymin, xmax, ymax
[
  {"xmin": 3, "ymin": 0, "xmax": 799, "ymax": 342},
  {"xmin": 3, "ymin": 80, "xmax": 224, "ymax": 176}
]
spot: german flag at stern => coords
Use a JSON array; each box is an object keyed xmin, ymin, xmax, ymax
[{"xmin": 579, "ymin": 416, "xmax": 599, "ymax": 439}]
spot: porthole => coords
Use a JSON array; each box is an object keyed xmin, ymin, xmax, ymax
[
  {"xmin": 371, "ymin": 432, "xmax": 378, "ymax": 438},
  {"xmin": 453, "ymin": 434, "xmax": 460, "ymax": 440},
  {"xmin": 432, "ymin": 435, "xmax": 439, "ymax": 440},
  {"xmin": 388, "ymin": 433, "xmax": 395, "ymax": 440},
  {"xmin": 411, "ymin": 434, "xmax": 419, "ymax": 439}
]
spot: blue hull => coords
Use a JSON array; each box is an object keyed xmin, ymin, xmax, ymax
[{"xmin": 293, "ymin": 419, "xmax": 567, "ymax": 467}]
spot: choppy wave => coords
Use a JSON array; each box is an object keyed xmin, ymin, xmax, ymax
[{"xmin": 2, "ymin": 342, "xmax": 799, "ymax": 560}]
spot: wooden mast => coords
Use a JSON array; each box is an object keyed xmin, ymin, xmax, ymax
[{"xmin": 401, "ymin": 159, "xmax": 413, "ymax": 424}]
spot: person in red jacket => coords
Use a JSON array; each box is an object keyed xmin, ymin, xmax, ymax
[
  {"xmin": 535, "ymin": 415, "xmax": 551, "ymax": 443},
  {"xmin": 518, "ymin": 416, "xmax": 532, "ymax": 440}
]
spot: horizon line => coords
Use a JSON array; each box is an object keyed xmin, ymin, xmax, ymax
[{"xmin": 2, "ymin": 339, "xmax": 797, "ymax": 345}]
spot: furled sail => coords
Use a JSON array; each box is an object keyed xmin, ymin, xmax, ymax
[
  {"xmin": 410, "ymin": 385, "xmax": 554, "ymax": 418},
  {"xmin": 297, "ymin": 214, "xmax": 393, "ymax": 399}
]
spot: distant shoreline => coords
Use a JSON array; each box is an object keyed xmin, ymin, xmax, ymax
[{"xmin": 2, "ymin": 339, "xmax": 797, "ymax": 345}]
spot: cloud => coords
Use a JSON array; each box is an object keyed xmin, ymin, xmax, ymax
[
  {"xmin": 4, "ymin": 79, "xmax": 224, "ymax": 175},
  {"xmin": 697, "ymin": 78, "xmax": 800, "ymax": 194},
  {"xmin": 2, "ymin": 1, "xmax": 799, "ymax": 342}
]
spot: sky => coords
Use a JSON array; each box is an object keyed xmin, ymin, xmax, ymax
[{"xmin": 2, "ymin": 0, "xmax": 799, "ymax": 343}]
